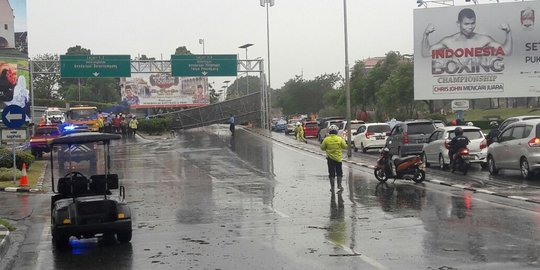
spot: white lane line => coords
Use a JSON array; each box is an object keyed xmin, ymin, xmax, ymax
[
  {"xmin": 508, "ymin": 196, "xmax": 529, "ymax": 201},
  {"xmin": 430, "ymin": 179, "xmax": 444, "ymax": 184},
  {"xmin": 452, "ymin": 184, "xmax": 468, "ymax": 189},
  {"xmin": 476, "ymin": 189, "xmax": 496, "ymax": 195},
  {"xmin": 327, "ymin": 240, "xmax": 388, "ymax": 270}
]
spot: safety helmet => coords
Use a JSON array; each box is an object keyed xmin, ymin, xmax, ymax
[
  {"xmin": 329, "ymin": 124, "xmax": 339, "ymax": 134},
  {"xmin": 454, "ymin": 127, "xmax": 463, "ymax": 136},
  {"xmin": 296, "ymin": 122, "xmax": 301, "ymax": 126},
  {"xmin": 466, "ymin": 122, "xmax": 474, "ymax": 126},
  {"xmin": 490, "ymin": 121, "xmax": 499, "ymax": 128}
]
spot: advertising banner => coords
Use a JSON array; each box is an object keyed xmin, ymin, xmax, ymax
[
  {"xmin": 414, "ymin": 2, "xmax": 540, "ymax": 100},
  {"xmin": 0, "ymin": 0, "xmax": 29, "ymax": 119},
  {"xmin": 120, "ymin": 74, "xmax": 209, "ymax": 108}
]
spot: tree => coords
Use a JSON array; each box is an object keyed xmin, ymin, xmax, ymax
[
  {"xmin": 139, "ymin": 54, "xmax": 155, "ymax": 60},
  {"xmin": 376, "ymin": 61, "xmax": 416, "ymax": 119},
  {"xmin": 174, "ymin": 46, "xmax": 192, "ymax": 55},
  {"xmin": 32, "ymin": 54, "xmax": 60, "ymax": 99},
  {"xmin": 226, "ymin": 75, "xmax": 261, "ymax": 100}
]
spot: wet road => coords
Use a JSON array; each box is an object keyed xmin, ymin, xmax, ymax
[{"xmin": 2, "ymin": 126, "xmax": 540, "ymax": 269}]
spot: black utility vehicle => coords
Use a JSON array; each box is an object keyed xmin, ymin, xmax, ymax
[{"xmin": 49, "ymin": 132, "xmax": 132, "ymax": 248}]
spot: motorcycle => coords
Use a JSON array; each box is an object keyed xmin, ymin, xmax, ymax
[
  {"xmin": 451, "ymin": 147, "xmax": 471, "ymax": 175},
  {"xmin": 374, "ymin": 147, "xmax": 425, "ymax": 183}
]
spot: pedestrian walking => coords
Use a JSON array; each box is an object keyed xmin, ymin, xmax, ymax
[
  {"xmin": 129, "ymin": 115, "xmax": 139, "ymax": 138},
  {"xmin": 320, "ymin": 125, "xmax": 348, "ymax": 192},
  {"xmin": 295, "ymin": 122, "xmax": 307, "ymax": 143},
  {"xmin": 229, "ymin": 114, "xmax": 235, "ymax": 136}
]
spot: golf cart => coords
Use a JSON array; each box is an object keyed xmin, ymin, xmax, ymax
[{"xmin": 49, "ymin": 132, "xmax": 132, "ymax": 248}]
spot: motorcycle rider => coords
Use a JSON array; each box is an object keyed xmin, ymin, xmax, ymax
[
  {"xmin": 320, "ymin": 125, "xmax": 348, "ymax": 192},
  {"xmin": 486, "ymin": 121, "xmax": 500, "ymax": 146},
  {"xmin": 448, "ymin": 127, "xmax": 470, "ymax": 172}
]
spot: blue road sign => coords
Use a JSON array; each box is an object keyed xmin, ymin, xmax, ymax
[{"xmin": 2, "ymin": 105, "xmax": 26, "ymax": 128}]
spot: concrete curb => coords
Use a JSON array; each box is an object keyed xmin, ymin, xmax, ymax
[
  {"xmin": 246, "ymin": 128, "xmax": 540, "ymax": 205},
  {"xmin": 0, "ymin": 224, "xmax": 10, "ymax": 261}
]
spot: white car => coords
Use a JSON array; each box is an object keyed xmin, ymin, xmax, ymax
[
  {"xmin": 421, "ymin": 126, "xmax": 488, "ymax": 170},
  {"xmin": 352, "ymin": 123, "xmax": 390, "ymax": 153},
  {"xmin": 42, "ymin": 107, "xmax": 65, "ymax": 125}
]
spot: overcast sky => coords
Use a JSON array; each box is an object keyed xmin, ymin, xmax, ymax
[{"xmin": 27, "ymin": 0, "xmax": 514, "ymax": 89}]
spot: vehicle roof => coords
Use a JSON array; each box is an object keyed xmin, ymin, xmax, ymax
[
  {"xmin": 506, "ymin": 119, "xmax": 540, "ymax": 127},
  {"xmin": 37, "ymin": 125, "xmax": 60, "ymax": 129},
  {"xmin": 506, "ymin": 115, "xmax": 540, "ymax": 120},
  {"xmin": 437, "ymin": 126, "xmax": 481, "ymax": 131},
  {"xmin": 402, "ymin": 119, "xmax": 434, "ymax": 124},
  {"xmin": 363, "ymin": 122, "xmax": 390, "ymax": 126},
  {"xmin": 50, "ymin": 132, "xmax": 121, "ymax": 145}
]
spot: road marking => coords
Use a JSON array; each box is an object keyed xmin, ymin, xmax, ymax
[
  {"xmin": 452, "ymin": 184, "xmax": 468, "ymax": 189},
  {"xmin": 327, "ymin": 240, "xmax": 388, "ymax": 270},
  {"xmin": 476, "ymin": 189, "xmax": 496, "ymax": 195},
  {"xmin": 508, "ymin": 196, "xmax": 529, "ymax": 201},
  {"xmin": 430, "ymin": 179, "xmax": 444, "ymax": 184}
]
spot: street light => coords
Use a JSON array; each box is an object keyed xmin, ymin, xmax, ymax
[
  {"xmin": 259, "ymin": 0, "xmax": 274, "ymax": 89},
  {"xmin": 239, "ymin": 43, "xmax": 253, "ymax": 96},
  {"xmin": 342, "ymin": 0, "xmax": 352, "ymax": 158}
]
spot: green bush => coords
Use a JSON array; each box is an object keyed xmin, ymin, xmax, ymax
[
  {"xmin": 0, "ymin": 148, "xmax": 35, "ymax": 170},
  {"xmin": 0, "ymin": 167, "xmax": 22, "ymax": 181},
  {"xmin": 138, "ymin": 117, "xmax": 171, "ymax": 135}
]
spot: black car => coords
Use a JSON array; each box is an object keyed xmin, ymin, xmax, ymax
[{"xmin": 49, "ymin": 132, "xmax": 132, "ymax": 248}]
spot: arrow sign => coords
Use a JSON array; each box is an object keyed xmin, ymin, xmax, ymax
[
  {"xmin": 93, "ymin": 72, "xmax": 100, "ymax": 77},
  {"xmin": 5, "ymin": 111, "xmax": 23, "ymax": 122},
  {"xmin": 2, "ymin": 105, "xmax": 26, "ymax": 129}
]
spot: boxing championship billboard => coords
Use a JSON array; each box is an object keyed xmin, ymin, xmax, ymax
[{"xmin": 414, "ymin": 1, "xmax": 540, "ymax": 100}]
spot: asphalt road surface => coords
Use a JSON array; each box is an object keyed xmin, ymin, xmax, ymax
[{"xmin": 1, "ymin": 125, "xmax": 540, "ymax": 269}]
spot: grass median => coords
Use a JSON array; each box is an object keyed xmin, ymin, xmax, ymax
[{"xmin": 0, "ymin": 160, "xmax": 46, "ymax": 189}]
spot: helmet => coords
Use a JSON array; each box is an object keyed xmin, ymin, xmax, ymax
[
  {"xmin": 490, "ymin": 121, "xmax": 499, "ymax": 128},
  {"xmin": 454, "ymin": 127, "xmax": 463, "ymax": 136},
  {"xmin": 466, "ymin": 122, "xmax": 474, "ymax": 126},
  {"xmin": 296, "ymin": 122, "xmax": 302, "ymax": 126},
  {"xmin": 329, "ymin": 124, "xmax": 339, "ymax": 134}
]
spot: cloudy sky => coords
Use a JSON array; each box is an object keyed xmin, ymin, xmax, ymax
[{"xmin": 26, "ymin": 0, "xmax": 511, "ymax": 89}]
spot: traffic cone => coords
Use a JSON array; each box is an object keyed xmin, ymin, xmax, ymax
[{"xmin": 20, "ymin": 163, "xmax": 28, "ymax": 187}]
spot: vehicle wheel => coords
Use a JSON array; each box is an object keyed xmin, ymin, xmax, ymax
[
  {"xmin": 520, "ymin": 157, "xmax": 532, "ymax": 179},
  {"xmin": 413, "ymin": 169, "xmax": 426, "ymax": 183},
  {"xmin": 52, "ymin": 232, "xmax": 70, "ymax": 249},
  {"xmin": 117, "ymin": 230, "xmax": 132, "ymax": 243},
  {"xmin": 374, "ymin": 168, "xmax": 388, "ymax": 182},
  {"xmin": 439, "ymin": 154, "xmax": 447, "ymax": 170},
  {"xmin": 488, "ymin": 156, "xmax": 499, "ymax": 175},
  {"xmin": 361, "ymin": 143, "xmax": 367, "ymax": 153},
  {"xmin": 421, "ymin": 152, "xmax": 430, "ymax": 168},
  {"xmin": 352, "ymin": 142, "xmax": 358, "ymax": 152}
]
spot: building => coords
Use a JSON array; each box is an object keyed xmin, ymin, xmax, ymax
[
  {"xmin": 363, "ymin": 57, "xmax": 385, "ymax": 72},
  {"xmin": 0, "ymin": 0, "xmax": 15, "ymax": 49}
]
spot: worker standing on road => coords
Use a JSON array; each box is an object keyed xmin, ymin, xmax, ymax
[
  {"xmin": 229, "ymin": 114, "xmax": 235, "ymax": 136},
  {"xmin": 129, "ymin": 115, "xmax": 139, "ymax": 138},
  {"xmin": 295, "ymin": 122, "xmax": 307, "ymax": 143},
  {"xmin": 320, "ymin": 125, "xmax": 348, "ymax": 192}
]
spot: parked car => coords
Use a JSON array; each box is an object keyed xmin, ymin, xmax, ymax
[
  {"xmin": 30, "ymin": 125, "xmax": 61, "ymax": 158},
  {"xmin": 498, "ymin": 115, "xmax": 540, "ymax": 132},
  {"xmin": 274, "ymin": 119, "xmax": 287, "ymax": 132},
  {"xmin": 285, "ymin": 119, "xmax": 302, "ymax": 135},
  {"xmin": 39, "ymin": 107, "xmax": 65, "ymax": 126},
  {"xmin": 303, "ymin": 121, "xmax": 319, "ymax": 138},
  {"xmin": 421, "ymin": 126, "xmax": 488, "ymax": 170},
  {"xmin": 338, "ymin": 120, "xmax": 365, "ymax": 140},
  {"xmin": 385, "ymin": 120, "xmax": 436, "ymax": 157},
  {"xmin": 318, "ymin": 120, "xmax": 344, "ymax": 142},
  {"xmin": 432, "ymin": 120, "xmax": 446, "ymax": 128},
  {"xmin": 487, "ymin": 119, "xmax": 540, "ymax": 179},
  {"xmin": 352, "ymin": 123, "xmax": 390, "ymax": 153},
  {"xmin": 317, "ymin": 116, "xmax": 344, "ymax": 139}
]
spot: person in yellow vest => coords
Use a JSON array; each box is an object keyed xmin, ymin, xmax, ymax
[
  {"xmin": 128, "ymin": 115, "xmax": 139, "ymax": 138},
  {"xmin": 295, "ymin": 122, "xmax": 307, "ymax": 143},
  {"xmin": 97, "ymin": 115, "xmax": 104, "ymax": 133},
  {"xmin": 320, "ymin": 125, "xmax": 347, "ymax": 192}
]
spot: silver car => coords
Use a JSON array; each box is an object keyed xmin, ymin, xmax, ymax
[
  {"xmin": 422, "ymin": 126, "xmax": 488, "ymax": 170},
  {"xmin": 487, "ymin": 119, "xmax": 540, "ymax": 179}
]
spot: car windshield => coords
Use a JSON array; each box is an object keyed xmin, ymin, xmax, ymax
[
  {"xmin": 47, "ymin": 111, "xmax": 63, "ymax": 117},
  {"xmin": 70, "ymin": 109, "xmax": 98, "ymax": 120},
  {"xmin": 448, "ymin": 129, "xmax": 483, "ymax": 139},
  {"xmin": 36, "ymin": 128, "xmax": 60, "ymax": 136},
  {"xmin": 368, "ymin": 125, "xmax": 390, "ymax": 133},
  {"xmin": 407, "ymin": 123, "xmax": 435, "ymax": 135}
]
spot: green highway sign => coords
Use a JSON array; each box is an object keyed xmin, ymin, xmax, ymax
[
  {"xmin": 171, "ymin": 54, "xmax": 237, "ymax": 77},
  {"xmin": 60, "ymin": 55, "xmax": 131, "ymax": 78}
]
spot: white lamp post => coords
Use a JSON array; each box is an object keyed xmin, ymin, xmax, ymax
[
  {"xmin": 239, "ymin": 43, "xmax": 253, "ymax": 96},
  {"xmin": 259, "ymin": 0, "xmax": 274, "ymax": 88}
]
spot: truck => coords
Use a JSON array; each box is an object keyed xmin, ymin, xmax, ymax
[{"xmin": 65, "ymin": 105, "xmax": 100, "ymax": 131}]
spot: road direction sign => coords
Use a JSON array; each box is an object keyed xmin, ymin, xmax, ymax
[
  {"xmin": 60, "ymin": 55, "xmax": 131, "ymax": 78},
  {"xmin": 1, "ymin": 130, "xmax": 26, "ymax": 141},
  {"xmin": 171, "ymin": 54, "xmax": 237, "ymax": 77},
  {"xmin": 2, "ymin": 105, "xmax": 26, "ymax": 128}
]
